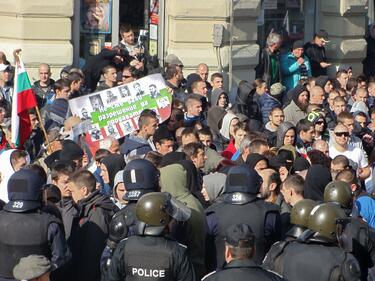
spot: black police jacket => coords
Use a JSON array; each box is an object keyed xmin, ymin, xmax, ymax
[
  {"xmin": 202, "ymin": 259, "xmax": 284, "ymax": 281},
  {"xmin": 0, "ymin": 209, "xmax": 70, "ymax": 279},
  {"xmin": 263, "ymin": 240, "xmax": 361, "ymax": 281},
  {"xmin": 206, "ymin": 194, "xmax": 280, "ymax": 269},
  {"xmin": 106, "ymin": 235, "xmax": 195, "ymax": 281}
]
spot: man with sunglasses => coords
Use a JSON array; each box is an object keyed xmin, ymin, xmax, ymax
[{"xmin": 329, "ymin": 124, "xmax": 370, "ymax": 181}]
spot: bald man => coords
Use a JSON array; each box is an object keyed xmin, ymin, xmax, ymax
[
  {"xmin": 309, "ymin": 85, "xmax": 325, "ymax": 105},
  {"xmin": 196, "ymin": 63, "xmax": 212, "ymax": 94},
  {"xmin": 312, "ymin": 139, "xmax": 329, "ymax": 156},
  {"xmin": 329, "ymin": 124, "xmax": 370, "ymax": 180},
  {"xmin": 33, "ymin": 63, "xmax": 55, "ymax": 108}
]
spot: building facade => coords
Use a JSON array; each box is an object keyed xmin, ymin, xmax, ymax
[{"xmin": 0, "ymin": 0, "xmax": 370, "ymax": 89}]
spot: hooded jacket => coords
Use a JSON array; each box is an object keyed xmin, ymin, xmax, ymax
[
  {"xmin": 210, "ymin": 88, "xmax": 228, "ymax": 108},
  {"xmin": 120, "ymin": 134, "xmax": 153, "ymax": 161},
  {"xmin": 101, "ymin": 154, "xmax": 126, "ymax": 189},
  {"xmin": 275, "ymin": 122, "xmax": 295, "ymax": 149},
  {"xmin": 160, "ymin": 164, "xmax": 206, "ymax": 278},
  {"xmin": 232, "ymin": 81, "xmax": 261, "ymax": 121},
  {"xmin": 283, "ymin": 100, "xmax": 307, "ymax": 126},
  {"xmin": 69, "ymin": 190, "xmax": 117, "ymax": 281},
  {"xmin": 219, "ymin": 112, "xmax": 238, "ymax": 141},
  {"xmin": 304, "ymin": 164, "xmax": 332, "ymax": 201}
]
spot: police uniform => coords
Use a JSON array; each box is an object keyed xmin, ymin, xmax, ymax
[
  {"xmin": 263, "ymin": 203, "xmax": 361, "ymax": 281},
  {"xmin": 0, "ymin": 168, "xmax": 70, "ymax": 281},
  {"xmin": 203, "ymin": 223, "xmax": 284, "ymax": 281},
  {"xmin": 206, "ymin": 165, "xmax": 281, "ymax": 271},
  {"xmin": 263, "ymin": 239, "xmax": 361, "ymax": 281},
  {"xmin": 106, "ymin": 192, "xmax": 195, "ymax": 281},
  {"xmin": 202, "ymin": 259, "xmax": 284, "ymax": 281},
  {"xmin": 106, "ymin": 235, "xmax": 195, "ymax": 281}
]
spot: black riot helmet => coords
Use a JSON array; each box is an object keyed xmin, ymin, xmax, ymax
[
  {"xmin": 123, "ymin": 159, "xmax": 159, "ymax": 201},
  {"xmin": 135, "ymin": 192, "xmax": 191, "ymax": 236},
  {"xmin": 223, "ymin": 165, "xmax": 263, "ymax": 204},
  {"xmin": 324, "ymin": 180, "xmax": 353, "ymax": 211},
  {"xmin": 224, "ymin": 165, "xmax": 263, "ymax": 195}
]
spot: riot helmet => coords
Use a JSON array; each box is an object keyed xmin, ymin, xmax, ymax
[
  {"xmin": 287, "ymin": 199, "xmax": 318, "ymax": 238},
  {"xmin": 308, "ymin": 203, "xmax": 347, "ymax": 243},
  {"xmin": 123, "ymin": 159, "xmax": 159, "ymax": 201},
  {"xmin": 324, "ymin": 180, "xmax": 353, "ymax": 210},
  {"xmin": 136, "ymin": 192, "xmax": 191, "ymax": 236},
  {"xmin": 224, "ymin": 165, "xmax": 263, "ymax": 195},
  {"xmin": 4, "ymin": 168, "xmax": 46, "ymax": 212}
]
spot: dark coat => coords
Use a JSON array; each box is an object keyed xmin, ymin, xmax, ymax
[
  {"xmin": 69, "ymin": 190, "xmax": 117, "ymax": 281},
  {"xmin": 255, "ymin": 47, "xmax": 282, "ymax": 87},
  {"xmin": 304, "ymin": 42, "xmax": 327, "ymax": 77}
]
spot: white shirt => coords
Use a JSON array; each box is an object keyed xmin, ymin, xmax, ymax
[{"xmin": 329, "ymin": 145, "xmax": 368, "ymax": 171}]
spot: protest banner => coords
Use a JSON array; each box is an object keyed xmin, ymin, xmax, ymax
[{"xmin": 68, "ymin": 73, "xmax": 172, "ymax": 151}]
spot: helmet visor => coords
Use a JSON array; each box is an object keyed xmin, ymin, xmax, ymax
[{"xmin": 164, "ymin": 193, "xmax": 191, "ymax": 222}]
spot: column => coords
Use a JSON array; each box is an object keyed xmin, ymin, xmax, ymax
[
  {"xmin": 319, "ymin": 0, "xmax": 368, "ymax": 75},
  {"xmin": 165, "ymin": 0, "xmax": 261, "ymax": 90}
]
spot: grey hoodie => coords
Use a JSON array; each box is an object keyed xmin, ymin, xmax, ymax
[
  {"xmin": 275, "ymin": 122, "xmax": 295, "ymax": 149},
  {"xmin": 211, "ymin": 88, "xmax": 228, "ymax": 107}
]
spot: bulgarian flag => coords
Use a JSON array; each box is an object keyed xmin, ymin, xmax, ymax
[{"xmin": 11, "ymin": 57, "xmax": 37, "ymax": 148}]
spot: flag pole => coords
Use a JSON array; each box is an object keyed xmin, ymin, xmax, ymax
[{"xmin": 34, "ymin": 105, "xmax": 51, "ymax": 153}]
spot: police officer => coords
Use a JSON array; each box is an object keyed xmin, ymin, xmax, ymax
[
  {"xmin": 101, "ymin": 159, "xmax": 160, "ymax": 278},
  {"xmin": 324, "ymin": 180, "xmax": 375, "ymax": 280},
  {"xmin": 0, "ymin": 168, "xmax": 70, "ymax": 281},
  {"xmin": 284, "ymin": 199, "xmax": 318, "ymax": 240},
  {"xmin": 206, "ymin": 165, "xmax": 280, "ymax": 270},
  {"xmin": 263, "ymin": 203, "xmax": 361, "ymax": 281},
  {"xmin": 106, "ymin": 192, "xmax": 195, "ymax": 281},
  {"xmin": 112, "ymin": 158, "xmax": 160, "ymax": 237},
  {"xmin": 202, "ymin": 223, "xmax": 284, "ymax": 281}
]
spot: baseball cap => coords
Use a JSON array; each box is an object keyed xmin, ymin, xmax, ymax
[
  {"xmin": 225, "ymin": 223, "xmax": 255, "ymax": 248},
  {"xmin": 165, "ymin": 54, "xmax": 184, "ymax": 67},
  {"xmin": 315, "ymin": 30, "xmax": 330, "ymax": 42},
  {"xmin": 292, "ymin": 40, "xmax": 304, "ymax": 50},
  {"xmin": 0, "ymin": 63, "xmax": 10, "ymax": 72}
]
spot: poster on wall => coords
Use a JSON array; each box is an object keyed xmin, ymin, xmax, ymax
[
  {"xmin": 68, "ymin": 74, "xmax": 172, "ymax": 150},
  {"xmin": 149, "ymin": 0, "xmax": 159, "ymax": 25},
  {"xmin": 81, "ymin": 0, "xmax": 112, "ymax": 34}
]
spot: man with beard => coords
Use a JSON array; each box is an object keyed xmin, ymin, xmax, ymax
[
  {"xmin": 258, "ymin": 169, "xmax": 290, "ymax": 226},
  {"xmin": 263, "ymin": 107, "xmax": 285, "ymax": 146},
  {"xmin": 284, "ymin": 84, "xmax": 309, "ymax": 126}
]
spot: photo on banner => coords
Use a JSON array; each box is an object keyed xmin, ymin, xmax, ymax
[{"xmin": 68, "ymin": 73, "xmax": 172, "ymax": 152}]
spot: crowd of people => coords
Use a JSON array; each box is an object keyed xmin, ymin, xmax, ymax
[{"xmin": 0, "ymin": 24, "xmax": 375, "ymax": 281}]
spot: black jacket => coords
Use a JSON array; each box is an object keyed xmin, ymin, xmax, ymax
[
  {"xmin": 304, "ymin": 42, "xmax": 327, "ymax": 77},
  {"xmin": 255, "ymin": 48, "xmax": 281, "ymax": 87},
  {"xmin": 203, "ymin": 259, "xmax": 284, "ymax": 281},
  {"xmin": 106, "ymin": 235, "xmax": 196, "ymax": 281},
  {"xmin": 83, "ymin": 49, "xmax": 124, "ymax": 92},
  {"xmin": 69, "ymin": 190, "xmax": 117, "ymax": 281}
]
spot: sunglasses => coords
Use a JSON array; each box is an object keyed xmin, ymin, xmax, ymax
[
  {"xmin": 316, "ymin": 121, "xmax": 325, "ymax": 125},
  {"xmin": 335, "ymin": 132, "xmax": 349, "ymax": 137},
  {"xmin": 123, "ymin": 75, "xmax": 132, "ymax": 79}
]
